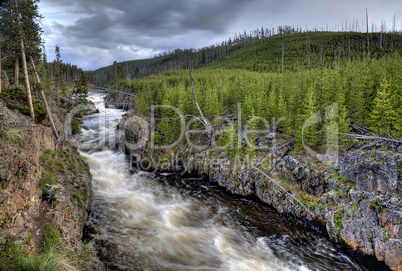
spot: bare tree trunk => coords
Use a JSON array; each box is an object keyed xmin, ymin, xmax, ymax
[
  {"xmin": 190, "ymin": 70, "xmax": 212, "ymax": 145},
  {"xmin": 14, "ymin": 57, "xmax": 19, "ymax": 87},
  {"xmin": 366, "ymin": 8, "xmax": 370, "ymax": 61},
  {"xmin": 30, "ymin": 57, "xmax": 59, "ymax": 140},
  {"xmin": 307, "ymin": 32, "xmax": 310, "ymax": 68},
  {"xmin": 15, "ymin": 0, "xmax": 35, "ymax": 123},
  {"xmin": 20, "ymin": 40, "xmax": 35, "ymax": 122},
  {"xmin": 0, "ymin": 43, "xmax": 2, "ymax": 94}
]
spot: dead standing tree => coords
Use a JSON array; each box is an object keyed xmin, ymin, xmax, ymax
[
  {"xmin": 30, "ymin": 57, "xmax": 59, "ymax": 140},
  {"xmin": 190, "ymin": 70, "xmax": 213, "ymax": 147},
  {"xmin": 0, "ymin": 41, "xmax": 2, "ymax": 94},
  {"xmin": 366, "ymin": 8, "xmax": 370, "ymax": 61}
]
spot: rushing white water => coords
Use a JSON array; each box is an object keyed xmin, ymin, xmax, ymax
[{"xmin": 78, "ymin": 92, "xmax": 370, "ymax": 271}]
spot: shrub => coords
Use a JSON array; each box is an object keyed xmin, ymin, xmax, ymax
[{"xmin": 0, "ymin": 87, "xmax": 47, "ymax": 123}]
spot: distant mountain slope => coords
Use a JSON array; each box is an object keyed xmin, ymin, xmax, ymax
[{"xmin": 87, "ymin": 30, "xmax": 402, "ymax": 86}]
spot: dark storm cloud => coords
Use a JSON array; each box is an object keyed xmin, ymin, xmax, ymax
[
  {"xmin": 65, "ymin": 13, "xmax": 113, "ymax": 40},
  {"xmin": 65, "ymin": 0, "xmax": 254, "ymax": 36},
  {"xmin": 39, "ymin": 0, "xmax": 401, "ymax": 70}
]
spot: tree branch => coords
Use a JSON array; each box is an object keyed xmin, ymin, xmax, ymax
[
  {"xmin": 347, "ymin": 133, "xmax": 402, "ymax": 144},
  {"xmin": 252, "ymin": 167, "xmax": 314, "ymax": 217}
]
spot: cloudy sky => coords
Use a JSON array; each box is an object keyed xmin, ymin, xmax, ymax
[{"xmin": 38, "ymin": 0, "xmax": 402, "ymax": 70}]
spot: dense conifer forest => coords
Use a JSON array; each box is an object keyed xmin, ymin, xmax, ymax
[{"xmin": 89, "ymin": 29, "xmax": 402, "ymax": 152}]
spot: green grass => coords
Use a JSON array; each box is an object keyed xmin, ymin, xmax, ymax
[
  {"xmin": 0, "ymin": 246, "xmax": 77, "ymax": 271},
  {"xmin": 42, "ymin": 223, "xmax": 62, "ymax": 253},
  {"xmin": 333, "ymin": 188, "xmax": 342, "ymax": 197},
  {"xmin": 36, "ymin": 188, "xmax": 43, "ymax": 199},
  {"xmin": 1, "ymin": 231, "xmax": 76, "ymax": 271},
  {"xmin": 4, "ymin": 128, "xmax": 21, "ymax": 145},
  {"xmin": 0, "ymin": 240, "xmax": 29, "ymax": 264},
  {"xmin": 328, "ymin": 173, "xmax": 354, "ymax": 185},
  {"xmin": 334, "ymin": 211, "xmax": 344, "ymax": 234},
  {"xmin": 27, "ymin": 232, "xmax": 35, "ymax": 244},
  {"xmin": 318, "ymin": 203, "xmax": 324, "ymax": 211},
  {"xmin": 13, "ymin": 251, "xmax": 77, "ymax": 271}
]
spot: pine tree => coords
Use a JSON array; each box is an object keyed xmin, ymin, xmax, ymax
[
  {"xmin": 0, "ymin": 0, "xmax": 43, "ymax": 122},
  {"xmin": 72, "ymin": 72, "xmax": 88, "ymax": 105},
  {"xmin": 297, "ymin": 84, "xmax": 320, "ymax": 150},
  {"xmin": 337, "ymin": 85, "xmax": 350, "ymax": 139},
  {"xmin": 220, "ymin": 121, "xmax": 238, "ymax": 159},
  {"xmin": 245, "ymin": 107, "xmax": 257, "ymax": 158},
  {"xmin": 369, "ymin": 78, "xmax": 398, "ymax": 136},
  {"xmin": 266, "ymin": 81, "xmax": 276, "ymax": 122},
  {"xmin": 0, "ymin": 39, "xmax": 2, "ymax": 94},
  {"xmin": 55, "ymin": 44, "xmax": 62, "ymax": 105}
]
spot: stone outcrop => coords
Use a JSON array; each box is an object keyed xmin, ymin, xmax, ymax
[
  {"xmin": 104, "ymin": 91, "xmax": 135, "ymax": 110},
  {"xmin": 84, "ymin": 100, "xmax": 99, "ymax": 115},
  {"xmin": 339, "ymin": 150, "xmax": 402, "ymax": 194}
]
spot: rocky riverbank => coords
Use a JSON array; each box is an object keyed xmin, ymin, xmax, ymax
[
  {"xmin": 0, "ymin": 98, "xmax": 103, "ymax": 270},
  {"xmin": 121, "ymin": 111, "xmax": 402, "ymax": 271}
]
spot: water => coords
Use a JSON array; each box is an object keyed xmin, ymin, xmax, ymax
[{"xmin": 78, "ymin": 92, "xmax": 378, "ymax": 271}]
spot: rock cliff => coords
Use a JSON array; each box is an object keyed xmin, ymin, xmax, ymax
[
  {"xmin": 122, "ymin": 112, "xmax": 402, "ymax": 270},
  {"xmin": 0, "ymin": 99, "xmax": 102, "ymax": 269}
]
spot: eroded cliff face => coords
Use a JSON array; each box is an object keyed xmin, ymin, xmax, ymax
[
  {"xmin": 198, "ymin": 150, "xmax": 402, "ymax": 270},
  {"xmin": 0, "ymin": 100, "xmax": 102, "ymax": 269},
  {"xmin": 206, "ymin": 150, "xmax": 402, "ymax": 270},
  {"xmin": 122, "ymin": 113, "xmax": 402, "ymax": 270}
]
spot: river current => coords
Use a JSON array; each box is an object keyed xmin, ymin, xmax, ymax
[{"xmin": 77, "ymin": 92, "xmax": 381, "ymax": 271}]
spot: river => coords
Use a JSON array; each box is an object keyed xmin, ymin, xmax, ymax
[{"xmin": 77, "ymin": 92, "xmax": 382, "ymax": 271}]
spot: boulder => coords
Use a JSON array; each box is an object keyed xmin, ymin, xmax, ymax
[
  {"xmin": 84, "ymin": 100, "xmax": 99, "ymax": 115},
  {"xmin": 265, "ymin": 132, "xmax": 276, "ymax": 140},
  {"xmin": 104, "ymin": 92, "xmax": 135, "ymax": 110},
  {"xmin": 42, "ymin": 184, "xmax": 65, "ymax": 203}
]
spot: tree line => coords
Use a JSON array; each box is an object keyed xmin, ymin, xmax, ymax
[
  {"xmin": 88, "ymin": 23, "xmax": 402, "ymax": 87},
  {"xmin": 115, "ymin": 52, "xmax": 401, "ymax": 151},
  {"xmin": 0, "ymin": 0, "xmax": 87, "ymax": 138}
]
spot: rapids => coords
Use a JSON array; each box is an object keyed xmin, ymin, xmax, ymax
[{"xmin": 77, "ymin": 92, "xmax": 380, "ymax": 271}]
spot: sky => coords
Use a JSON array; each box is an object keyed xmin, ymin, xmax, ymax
[{"xmin": 38, "ymin": 0, "xmax": 402, "ymax": 70}]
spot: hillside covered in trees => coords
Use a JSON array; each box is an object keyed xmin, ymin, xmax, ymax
[
  {"xmin": 88, "ymin": 28, "xmax": 402, "ymax": 84},
  {"xmin": 90, "ymin": 28, "xmax": 402, "ymax": 152}
]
